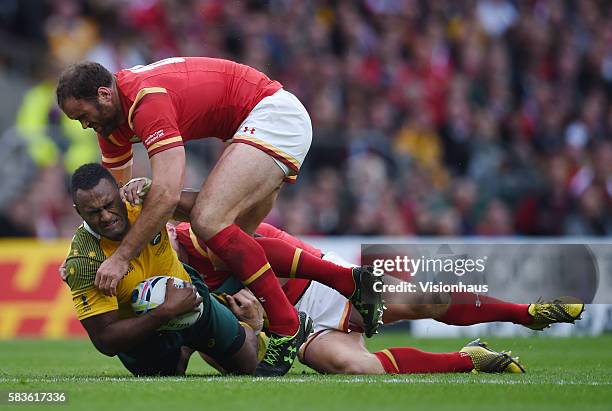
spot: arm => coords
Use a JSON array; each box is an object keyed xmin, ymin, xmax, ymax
[
  {"xmin": 95, "ymin": 146, "xmax": 185, "ymax": 295},
  {"xmin": 121, "ymin": 178, "xmax": 197, "ymax": 221},
  {"xmin": 82, "ymin": 279, "xmax": 201, "ymax": 356},
  {"xmin": 120, "ymin": 146, "xmax": 185, "ymax": 259}
]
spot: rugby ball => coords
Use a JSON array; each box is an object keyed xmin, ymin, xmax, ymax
[{"xmin": 131, "ymin": 276, "xmax": 204, "ymax": 331}]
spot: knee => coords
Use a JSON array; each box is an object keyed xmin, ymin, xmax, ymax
[
  {"xmin": 410, "ymin": 303, "xmax": 450, "ymax": 319},
  {"xmin": 190, "ymin": 206, "xmax": 233, "ymax": 239},
  {"xmin": 224, "ymin": 330, "xmax": 259, "ymax": 375},
  {"xmin": 411, "ymin": 292, "xmax": 451, "ymax": 318}
]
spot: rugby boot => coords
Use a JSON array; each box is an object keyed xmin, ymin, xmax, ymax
[
  {"xmin": 254, "ymin": 311, "xmax": 313, "ymax": 376},
  {"xmin": 350, "ymin": 265, "xmax": 385, "ymax": 338},
  {"xmin": 460, "ymin": 338, "xmax": 525, "ymax": 373},
  {"xmin": 526, "ymin": 296, "xmax": 585, "ymax": 331}
]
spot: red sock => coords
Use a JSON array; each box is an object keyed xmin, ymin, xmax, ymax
[
  {"xmin": 374, "ymin": 348, "xmax": 473, "ymax": 374},
  {"xmin": 437, "ymin": 292, "xmax": 532, "ymax": 326},
  {"xmin": 205, "ymin": 224, "xmax": 298, "ymax": 336},
  {"xmin": 255, "ymin": 237, "xmax": 356, "ymax": 297}
]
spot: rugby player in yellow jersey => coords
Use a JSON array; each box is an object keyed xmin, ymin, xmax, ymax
[{"xmin": 64, "ymin": 163, "xmax": 259, "ymax": 376}]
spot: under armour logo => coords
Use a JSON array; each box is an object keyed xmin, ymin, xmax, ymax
[{"xmin": 243, "ymin": 126, "xmax": 256, "ymax": 134}]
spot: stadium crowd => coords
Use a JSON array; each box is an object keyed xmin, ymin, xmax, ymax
[{"xmin": 0, "ymin": 0, "xmax": 610, "ymax": 237}]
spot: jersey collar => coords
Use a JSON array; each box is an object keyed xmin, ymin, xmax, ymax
[{"xmin": 82, "ymin": 221, "xmax": 101, "ymax": 239}]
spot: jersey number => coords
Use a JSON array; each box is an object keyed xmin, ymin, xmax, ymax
[{"xmin": 128, "ymin": 57, "xmax": 186, "ymax": 73}]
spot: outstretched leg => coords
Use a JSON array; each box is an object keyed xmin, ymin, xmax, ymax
[{"xmin": 299, "ymin": 330, "xmax": 522, "ymax": 374}]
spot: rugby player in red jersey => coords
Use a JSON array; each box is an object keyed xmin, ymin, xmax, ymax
[
  {"xmin": 167, "ymin": 221, "xmax": 583, "ymax": 375},
  {"xmin": 56, "ymin": 57, "xmax": 383, "ymax": 376},
  {"xmin": 119, "ymin": 179, "xmax": 583, "ymax": 375},
  {"xmin": 58, "ymin": 177, "xmax": 585, "ymax": 375},
  {"xmin": 166, "ymin": 221, "xmax": 527, "ymax": 374}
]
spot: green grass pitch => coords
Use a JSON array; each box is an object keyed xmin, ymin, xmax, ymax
[{"xmin": 1, "ymin": 334, "xmax": 611, "ymax": 411}]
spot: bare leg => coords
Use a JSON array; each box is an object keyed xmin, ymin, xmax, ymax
[
  {"xmin": 382, "ymin": 275, "xmax": 451, "ymax": 323},
  {"xmin": 190, "ymin": 143, "xmax": 284, "ymax": 240},
  {"xmin": 299, "ymin": 331, "xmax": 385, "ymax": 374},
  {"xmin": 189, "ymin": 143, "xmax": 307, "ymax": 375},
  {"xmin": 235, "ymin": 187, "xmax": 280, "ymax": 235},
  {"xmin": 300, "ymin": 329, "xmax": 476, "ymax": 375},
  {"xmin": 208, "ymin": 325, "xmax": 259, "ymax": 375}
]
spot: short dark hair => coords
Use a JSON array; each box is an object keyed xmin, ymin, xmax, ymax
[
  {"xmin": 71, "ymin": 163, "xmax": 117, "ymax": 205},
  {"xmin": 56, "ymin": 61, "xmax": 113, "ymax": 107}
]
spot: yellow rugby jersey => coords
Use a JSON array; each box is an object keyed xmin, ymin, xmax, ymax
[{"xmin": 65, "ymin": 203, "xmax": 192, "ymax": 320}]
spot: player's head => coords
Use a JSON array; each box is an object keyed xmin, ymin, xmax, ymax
[
  {"xmin": 71, "ymin": 163, "xmax": 129, "ymax": 241},
  {"xmin": 56, "ymin": 61, "xmax": 122, "ymax": 137},
  {"xmin": 165, "ymin": 222, "xmax": 189, "ymax": 263}
]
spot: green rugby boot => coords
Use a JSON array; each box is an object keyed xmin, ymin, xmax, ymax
[{"xmin": 254, "ymin": 311, "xmax": 313, "ymax": 377}]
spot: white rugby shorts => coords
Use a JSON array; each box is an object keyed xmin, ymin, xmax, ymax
[
  {"xmin": 294, "ymin": 252, "xmax": 364, "ymax": 336},
  {"xmin": 230, "ymin": 89, "xmax": 312, "ymax": 183}
]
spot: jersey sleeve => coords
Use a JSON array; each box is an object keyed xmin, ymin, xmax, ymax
[
  {"xmin": 98, "ymin": 133, "xmax": 133, "ymax": 169},
  {"xmin": 255, "ymin": 223, "xmax": 322, "ymax": 257},
  {"xmin": 65, "ymin": 256, "xmax": 118, "ymax": 320},
  {"xmin": 175, "ymin": 223, "xmax": 208, "ymax": 260},
  {"xmin": 129, "ymin": 91, "xmax": 184, "ymax": 158},
  {"xmin": 175, "ymin": 223, "xmax": 216, "ymax": 276}
]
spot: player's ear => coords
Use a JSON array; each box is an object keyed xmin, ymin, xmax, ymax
[
  {"xmin": 97, "ymin": 86, "xmax": 112, "ymax": 103},
  {"xmin": 166, "ymin": 223, "xmax": 177, "ymax": 239}
]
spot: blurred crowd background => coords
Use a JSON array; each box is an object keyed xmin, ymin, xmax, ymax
[{"xmin": 0, "ymin": 0, "xmax": 610, "ymax": 238}]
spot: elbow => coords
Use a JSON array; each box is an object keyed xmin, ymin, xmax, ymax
[
  {"xmin": 98, "ymin": 345, "xmax": 119, "ymax": 357},
  {"xmin": 167, "ymin": 192, "xmax": 181, "ymax": 209},
  {"xmin": 92, "ymin": 338, "xmax": 119, "ymax": 357},
  {"xmin": 156, "ymin": 186, "xmax": 181, "ymax": 210},
  {"xmin": 100, "ymin": 349, "xmax": 118, "ymax": 357}
]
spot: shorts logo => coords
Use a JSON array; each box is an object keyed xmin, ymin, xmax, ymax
[
  {"xmin": 243, "ymin": 126, "xmax": 256, "ymax": 134},
  {"xmin": 81, "ymin": 295, "xmax": 91, "ymax": 312}
]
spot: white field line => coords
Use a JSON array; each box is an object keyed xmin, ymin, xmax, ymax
[{"xmin": 0, "ymin": 376, "xmax": 610, "ymax": 386}]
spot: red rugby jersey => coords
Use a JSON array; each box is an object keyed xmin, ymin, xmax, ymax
[
  {"xmin": 175, "ymin": 222, "xmax": 318, "ymax": 305},
  {"xmin": 98, "ymin": 57, "xmax": 282, "ymax": 168}
]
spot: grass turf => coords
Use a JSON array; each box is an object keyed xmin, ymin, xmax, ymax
[{"xmin": 0, "ymin": 334, "xmax": 611, "ymax": 411}]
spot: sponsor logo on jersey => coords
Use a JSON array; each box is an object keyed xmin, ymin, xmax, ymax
[
  {"xmin": 150, "ymin": 232, "xmax": 162, "ymax": 246},
  {"xmin": 144, "ymin": 129, "xmax": 165, "ymax": 146}
]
